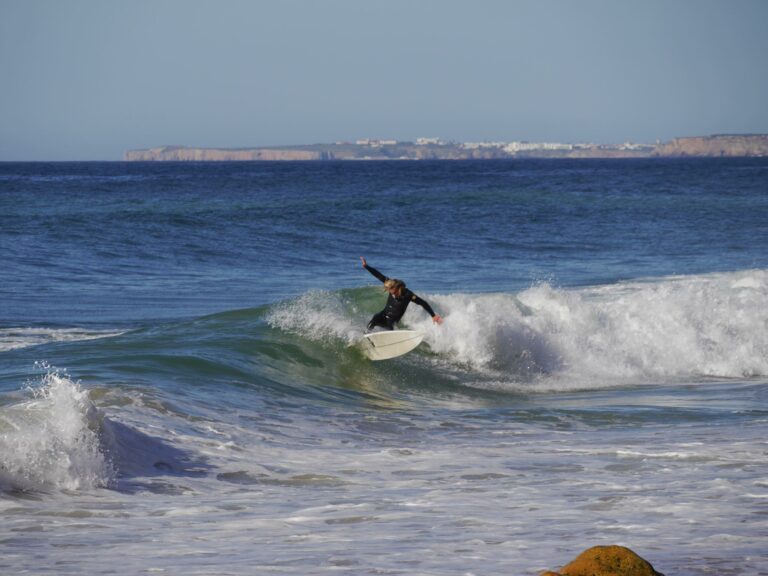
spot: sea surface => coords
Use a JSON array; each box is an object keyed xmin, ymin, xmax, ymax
[{"xmin": 1, "ymin": 159, "xmax": 767, "ymax": 575}]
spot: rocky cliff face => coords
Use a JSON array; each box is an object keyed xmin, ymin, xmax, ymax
[
  {"xmin": 124, "ymin": 135, "xmax": 768, "ymax": 161},
  {"xmin": 123, "ymin": 146, "xmax": 324, "ymax": 161},
  {"xmin": 654, "ymin": 134, "xmax": 768, "ymax": 157},
  {"xmin": 123, "ymin": 144, "xmax": 510, "ymax": 161}
]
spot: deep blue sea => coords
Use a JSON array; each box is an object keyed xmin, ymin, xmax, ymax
[{"xmin": 1, "ymin": 159, "xmax": 767, "ymax": 575}]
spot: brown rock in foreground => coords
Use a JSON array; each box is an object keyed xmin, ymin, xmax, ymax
[{"xmin": 541, "ymin": 545, "xmax": 664, "ymax": 576}]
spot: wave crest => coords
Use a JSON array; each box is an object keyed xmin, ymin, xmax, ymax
[
  {"xmin": 0, "ymin": 366, "xmax": 115, "ymax": 492},
  {"xmin": 413, "ymin": 269, "xmax": 768, "ymax": 387}
]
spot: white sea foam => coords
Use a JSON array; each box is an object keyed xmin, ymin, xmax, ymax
[
  {"xmin": 0, "ymin": 327, "xmax": 124, "ymax": 352},
  {"xmin": 0, "ymin": 367, "xmax": 115, "ymax": 491},
  {"xmin": 412, "ymin": 269, "xmax": 768, "ymax": 388}
]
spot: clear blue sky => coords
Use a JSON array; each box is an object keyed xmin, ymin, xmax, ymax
[{"xmin": 1, "ymin": 0, "xmax": 767, "ymax": 160}]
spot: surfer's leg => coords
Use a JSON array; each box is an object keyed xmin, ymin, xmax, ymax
[
  {"xmin": 367, "ymin": 312, "xmax": 395, "ymax": 332},
  {"xmin": 367, "ymin": 312, "xmax": 385, "ymax": 332}
]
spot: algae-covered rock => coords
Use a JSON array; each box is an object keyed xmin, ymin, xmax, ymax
[{"xmin": 542, "ymin": 545, "xmax": 664, "ymax": 576}]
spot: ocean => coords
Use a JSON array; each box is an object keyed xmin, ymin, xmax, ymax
[{"xmin": 1, "ymin": 159, "xmax": 767, "ymax": 575}]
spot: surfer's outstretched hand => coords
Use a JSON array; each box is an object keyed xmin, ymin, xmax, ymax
[
  {"xmin": 360, "ymin": 256, "xmax": 367, "ymax": 268},
  {"xmin": 433, "ymin": 314, "xmax": 444, "ymax": 325}
]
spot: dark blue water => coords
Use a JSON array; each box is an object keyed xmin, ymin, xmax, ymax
[
  {"xmin": 2, "ymin": 159, "xmax": 766, "ymax": 324},
  {"xmin": 1, "ymin": 159, "xmax": 767, "ymax": 575}
]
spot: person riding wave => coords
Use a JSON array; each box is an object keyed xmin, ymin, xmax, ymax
[{"xmin": 360, "ymin": 256, "xmax": 443, "ymax": 332}]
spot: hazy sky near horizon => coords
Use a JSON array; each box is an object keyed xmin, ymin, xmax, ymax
[{"xmin": 1, "ymin": 0, "xmax": 767, "ymax": 160}]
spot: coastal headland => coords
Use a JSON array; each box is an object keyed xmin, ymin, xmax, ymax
[{"xmin": 124, "ymin": 134, "xmax": 768, "ymax": 161}]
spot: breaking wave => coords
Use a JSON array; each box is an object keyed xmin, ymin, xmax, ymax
[
  {"xmin": 268, "ymin": 269, "xmax": 768, "ymax": 390},
  {"xmin": 0, "ymin": 366, "xmax": 115, "ymax": 492}
]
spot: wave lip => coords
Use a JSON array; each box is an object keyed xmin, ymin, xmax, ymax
[{"xmin": 0, "ymin": 367, "xmax": 115, "ymax": 492}]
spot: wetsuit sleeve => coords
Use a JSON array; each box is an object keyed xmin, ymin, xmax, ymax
[
  {"xmin": 411, "ymin": 294, "xmax": 437, "ymax": 317},
  {"xmin": 364, "ymin": 264, "xmax": 388, "ymax": 284}
]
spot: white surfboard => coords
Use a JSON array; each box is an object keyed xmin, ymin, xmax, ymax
[{"xmin": 360, "ymin": 330, "xmax": 424, "ymax": 361}]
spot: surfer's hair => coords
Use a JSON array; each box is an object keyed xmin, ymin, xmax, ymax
[{"xmin": 384, "ymin": 278, "xmax": 405, "ymax": 293}]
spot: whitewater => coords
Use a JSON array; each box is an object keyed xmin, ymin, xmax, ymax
[{"xmin": 1, "ymin": 159, "xmax": 767, "ymax": 575}]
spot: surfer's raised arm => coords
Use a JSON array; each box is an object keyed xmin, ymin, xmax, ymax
[{"xmin": 360, "ymin": 256, "xmax": 388, "ymax": 283}]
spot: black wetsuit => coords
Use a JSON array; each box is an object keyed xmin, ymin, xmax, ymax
[{"xmin": 364, "ymin": 264, "xmax": 437, "ymax": 331}]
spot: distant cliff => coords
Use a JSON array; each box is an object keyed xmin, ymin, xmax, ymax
[
  {"xmin": 123, "ymin": 143, "xmax": 511, "ymax": 162},
  {"xmin": 654, "ymin": 134, "xmax": 768, "ymax": 157},
  {"xmin": 124, "ymin": 135, "xmax": 768, "ymax": 161},
  {"xmin": 124, "ymin": 146, "xmax": 325, "ymax": 161}
]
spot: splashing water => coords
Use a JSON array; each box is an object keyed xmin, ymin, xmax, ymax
[
  {"xmin": 407, "ymin": 269, "xmax": 768, "ymax": 390},
  {"xmin": 0, "ymin": 366, "xmax": 115, "ymax": 492}
]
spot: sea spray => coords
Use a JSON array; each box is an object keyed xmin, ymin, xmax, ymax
[
  {"xmin": 267, "ymin": 290, "xmax": 361, "ymax": 345},
  {"xmin": 0, "ymin": 365, "xmax": 115, "ymax": 491},
  {"xmin": 411, "ymin": 269, "xmax": 768, "ymax": 388}
]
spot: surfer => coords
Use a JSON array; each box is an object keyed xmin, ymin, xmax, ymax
[{"xmin": 360, "ymin": 257, "xmax": 443, "ymax": 331}]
